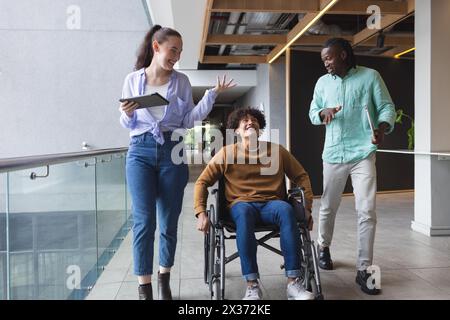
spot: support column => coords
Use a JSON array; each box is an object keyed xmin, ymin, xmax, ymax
[
  {"xmin": 285, "ymin": 48, "xmax": 291, "ymax": 152},
  {"xmin": 412, "ymin": 0, "xmax": 450, "ymax": 236}
]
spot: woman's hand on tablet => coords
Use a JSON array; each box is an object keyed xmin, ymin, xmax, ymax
[{"xmin": 121, "ymin": 101, "xmax": 139, "ymax": 117}]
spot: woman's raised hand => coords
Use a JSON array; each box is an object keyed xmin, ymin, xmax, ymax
[{"xmin": 213, "ymin": 74, "xmax": 237, "ymax": 94}]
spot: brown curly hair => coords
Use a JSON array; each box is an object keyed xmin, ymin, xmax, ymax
[{"xmin": 226, "ymin": 107, "xmax": 266, "ymax": 130}]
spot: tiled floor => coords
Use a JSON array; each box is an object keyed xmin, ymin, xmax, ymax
[{"xmin": 86, "ymin": 186, "xmax": 450, "ymax": 300}]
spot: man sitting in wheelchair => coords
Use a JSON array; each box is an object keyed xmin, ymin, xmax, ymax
[{"xmin": 194, "ymin": 107, "xmax": 315, "ymax": 300}]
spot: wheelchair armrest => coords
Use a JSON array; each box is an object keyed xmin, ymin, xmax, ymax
[
  {"xmin": 206, "ymin": 188, "xmax": 220, "ymax": 224},
  {"xmin": 288, "ymin": 186, "xmax": 305, "ymax": 195},
  {"xmin": 288, "ymin": 192, "xmax": 314, "ymax": 231},
  {"xmin": 288, "ymin": 187, "xmax": 306, "ymax": 205}
]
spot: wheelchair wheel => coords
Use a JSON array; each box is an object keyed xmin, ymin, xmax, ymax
[
  {"xmin": 211, "ymin": 241, "xmax": 224, "ymax": 300},
  {"xmin": 301, "ymin": 262, "xmax": 324, "ymax": 299},
  {"xmin": 212, "ymin": 229, "xmax": 225, "ymax": 300},
  {"xmin": 310, "ymin": 277, "xmax": 324, "ymax": 300},
  {"xmin": 299, "ymin": 232, "xmax": 324, "ymax": 300},
  {"xmin": 204, "ymin": 230, "xmax": 210, "ymax": 284},
  {"xmin": 308, "ymin": 276, "xmax": 318, "ymax": 295},
  {"xmin": 310, "ymin": 241, "xmax": 324, "ymax": 299},
  {"xmin": 212, "ymin": 277, "xmax": 222, "ymax": 300},
  {"xmin": 209, "ymin": 226, "xmax": 217, "ymax": 298},
  {"xmin": 208, "ymin": 205, "xmax": 224, "ymax": 300}
]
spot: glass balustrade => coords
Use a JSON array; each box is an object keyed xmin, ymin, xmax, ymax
[
  {"xmin": 1, "ymin": 173, "xmax": 7, "ymax": 300},
  {"xmin": 0, "ymin": 151, "xmax": 129, "ymax": 299}
]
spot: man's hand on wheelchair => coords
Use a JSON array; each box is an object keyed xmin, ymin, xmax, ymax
[{"xmin": 196, "ymin": 212, "xmax": 210, "ymax": 234}]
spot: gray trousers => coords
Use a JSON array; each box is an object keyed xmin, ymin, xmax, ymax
[{"xmin": 318, "ymin": 152, "xmax": 377, "ymax": 271}]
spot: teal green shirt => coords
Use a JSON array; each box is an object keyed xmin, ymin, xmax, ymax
[{"xmin": 309, "ymin": 66, "xmax": 396, "ymax": 164}]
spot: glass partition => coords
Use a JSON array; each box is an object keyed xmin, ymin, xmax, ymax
[
  {"xmin": 7, "ymin": 159, "xmax": 97, "ymax": 299},
  {"xmin": 96, "ymin": 154, "xmax": 128, "ymax": 268},
  {"xmin": 1, "ymin": 151, "xmax": 129, "ymax": 299},
  {"xmin": 0, "ymin": 173, "xmax": 7, "ymax": 300}
]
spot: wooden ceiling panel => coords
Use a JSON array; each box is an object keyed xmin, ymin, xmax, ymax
[{"xmin": 199, "ymin": 0, "xmax": 415, "ymax": 65}]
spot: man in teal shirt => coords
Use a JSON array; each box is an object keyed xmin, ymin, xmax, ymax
[{"xmin": 309, "ymin": 38, "xmax": 396, "ymax": 295}]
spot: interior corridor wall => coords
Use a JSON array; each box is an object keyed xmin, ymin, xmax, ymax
[
  {"xmin": 235, "ymin": 57, "xmax": 286, "ymax": 147},
  {"xmin": 0, "ymin": 0, "xmax": 149, "ymax": 158}
]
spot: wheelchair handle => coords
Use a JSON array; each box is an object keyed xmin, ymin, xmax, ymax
[
  {"xmin": 288, "ymin": 187, "xmax": 305, "ymax": 195},
  {"xmin": 287, "ymin": 187, "xmax": 306, "ymax": 205}
]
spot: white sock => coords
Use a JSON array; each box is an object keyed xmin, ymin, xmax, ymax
[
  {"xmin": 138, "ymin": 275, "xmax": 152, "ymax": 285},
  {"xmin": 159, "ymin": 266, "xmax": 171, "ymax": 274}
]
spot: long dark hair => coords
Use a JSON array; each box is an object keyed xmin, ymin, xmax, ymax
[
  {"xmin": 134, "ymin": 25, "xmax": 182, "ymax": 70},
  {"xmin": 324, "ymin": 37, "xmax": 357, "ymax": 69}
]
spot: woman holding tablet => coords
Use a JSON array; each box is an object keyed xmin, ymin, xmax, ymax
[{"xmin": 119, "ymin": 25, "xmax": 235, "ymax": 300}]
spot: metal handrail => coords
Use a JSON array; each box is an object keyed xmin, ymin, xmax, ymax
[
  {"xmin": 377, "ymin": 149, "xmax": 450, "ymax": 156},
  {"xmin": 0, "ymin": 147, "xmax": 128, "ymax": 173}
]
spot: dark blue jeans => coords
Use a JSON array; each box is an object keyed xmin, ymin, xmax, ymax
[
  {"xmin": 126, "ymin": 131, "xmax": 188, "ymax": 276},
  {"xmin": 230, "ymin": 200, "xmax": 301, "ymax": 281}
]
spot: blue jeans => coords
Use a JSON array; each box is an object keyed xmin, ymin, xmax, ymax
[
  {"xmin": 230, "ymin": 200, "xmax": 301, "ymax": 281},
  {"xmin": 126, "ymin": 131, "xmax": 188, "ymax": 276}
]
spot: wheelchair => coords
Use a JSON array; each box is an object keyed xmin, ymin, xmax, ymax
[{"xmin": 203, "ymin": 179, "xmax": 324, "ymax": 300}]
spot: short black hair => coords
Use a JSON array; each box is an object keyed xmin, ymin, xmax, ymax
[
  {"xmin": 324, "ymin": 37, "xmax": 356, "ymax": 69},
  {"xmin": 226, "ymin": 107, "xmax": 266, "ymax": 130}
]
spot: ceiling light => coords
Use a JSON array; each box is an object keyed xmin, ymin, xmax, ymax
[
  {"xmin": 394, "ymin": 47, "xmax": 415, "ymax": 59},
  {"xmin": 268, "ymin": 0, "xmax": 339, "ymax": 64}
]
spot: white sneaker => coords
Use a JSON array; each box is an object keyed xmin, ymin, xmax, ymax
[
  {"xmin": 287, "ymin": 278, "xmax": 315, "ymax": 300},
  {"xmin": 242, "ymin": 282, "xmax": 263, "ymax": 300}
]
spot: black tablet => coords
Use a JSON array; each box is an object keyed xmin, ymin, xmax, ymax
[{"xmin": 119, "ymin": 92, "xmax": 169, "ymax": 109}]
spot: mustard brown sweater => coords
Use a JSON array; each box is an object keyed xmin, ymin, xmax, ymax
[{"xmin": 194, "ymin": 142, "xmax": 313, "ymax": 215}]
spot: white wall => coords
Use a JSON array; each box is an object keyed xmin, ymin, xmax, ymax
[
  {"xmin": 235, "ymin": 64, "xmax": 270, "ymax": 141},
  {"xmin": 236, "ymin": 64, "xmax": 270, "ymax": 109},
  {"xmin": 146, "ymin": 0, "xmax": 207, "ymax": 70},
  {"xmin": 0, "ymin": 0, "xmax": 149, "ymax": 158},
  {"xmin": 429, "ymin": 0, "xmax": 450, "ymax": 231},
  {"xmin": 269, "ymin": 57, "xmax": 287, "ymax": 147},
  {"xmin": 235, "ymin": 57, "xmax": 287, "ymax": 146},
  {"xmin": 430, "ymin": 0, "xmax": 450, "ymax": 152},
  {"xmin": 413, "ymin": 0, "xmax": 450, "ymax": 236},
  {"xmin": 413, "ymin": 0, "xmax": 432, "ymax": 230}
]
